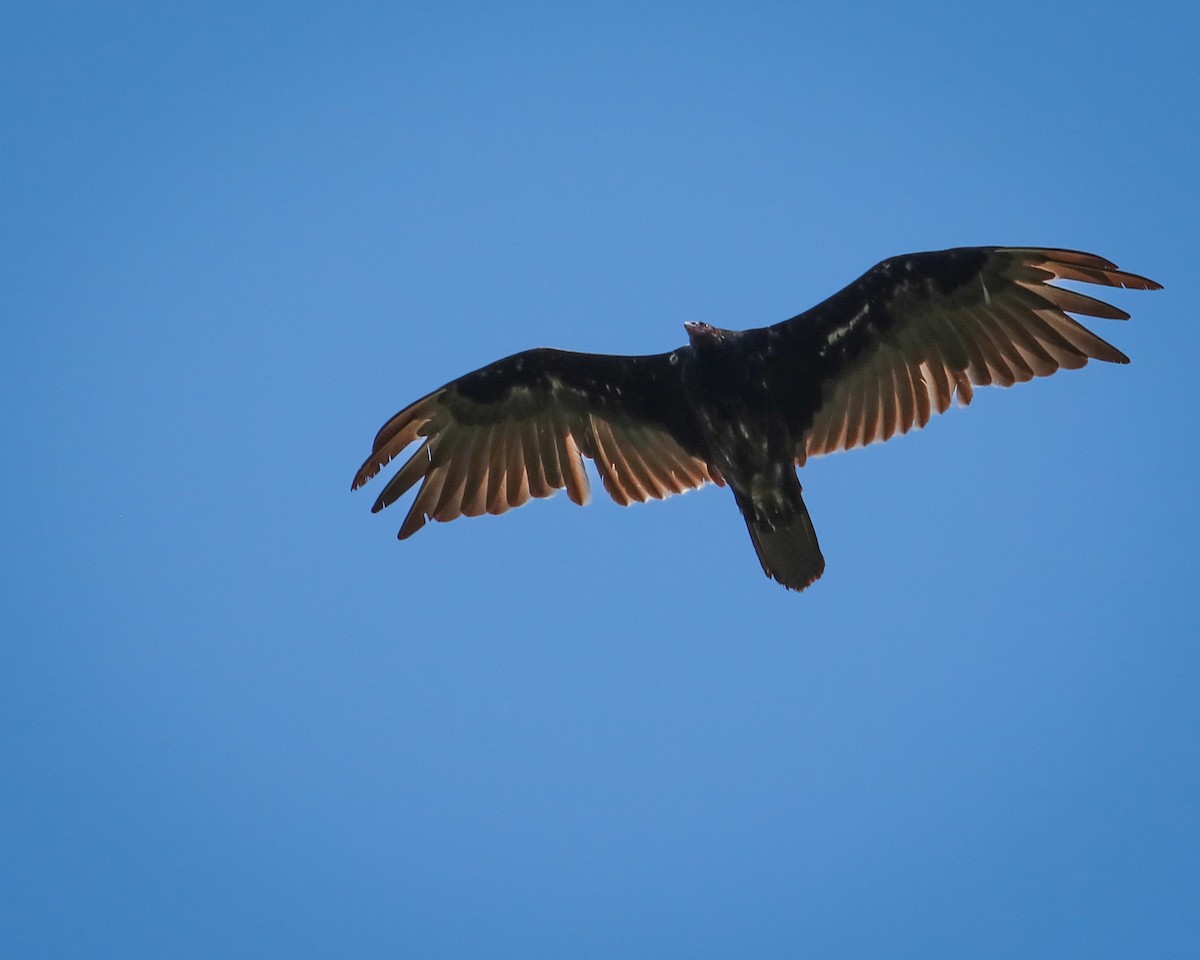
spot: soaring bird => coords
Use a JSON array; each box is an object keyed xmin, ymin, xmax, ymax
[{"xmin": 352, "ymin": 246, "xmax": 1159, "ymax": 591}]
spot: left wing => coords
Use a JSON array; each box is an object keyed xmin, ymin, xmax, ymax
[
  {"xmin": 772, "ymin": 247, "xmax": 1160, "ymax": 459},
  {"xmin": 352, "ymin": 347, "xmax": 721, "ymax": 539}
]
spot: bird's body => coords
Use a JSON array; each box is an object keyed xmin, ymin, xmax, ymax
[
  {"xmin": 680, "ymin": 322, "xmax": 826, "ymax": 588},
  {"xmin": 353, "ymin": 246, "xmax": 1159, "ymax": 591}
]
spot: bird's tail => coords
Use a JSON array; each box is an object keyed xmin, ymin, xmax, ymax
[{"xmin": 735, "ymin": 487, "xmax": 826, "ymax": 592}]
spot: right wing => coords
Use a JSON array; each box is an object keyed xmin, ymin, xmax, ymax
[{"xmin": 769, "ymin": 247, "xmax": 1160, "ymax": 459}]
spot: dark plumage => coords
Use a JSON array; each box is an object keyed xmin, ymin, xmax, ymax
[{"xmin": 352, "ymin": 246, "xmax": 1159, "ymax": 591}]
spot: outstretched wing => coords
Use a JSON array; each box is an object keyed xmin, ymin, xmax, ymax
[
  {"xmin": 352, "ymin": 347, "xmax": 721, "ymax": 539},
  {"xmin": 775, "ymin": 247, "xmax": 1160, "ymax": 459}
]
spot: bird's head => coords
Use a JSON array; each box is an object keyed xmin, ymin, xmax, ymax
[{"xmin": 683, "ymin": 321, "xmax": 730, "ymax": 348}]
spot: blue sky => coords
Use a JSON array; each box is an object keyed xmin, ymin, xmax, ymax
[{"xmin": 4, "ymin": 2, "xmax": 1198, "ymax": 957}]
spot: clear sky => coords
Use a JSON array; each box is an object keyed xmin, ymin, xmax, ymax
[{"xmin": 4, "ymin": 2, "xmax": 1198, "ymax": 957}]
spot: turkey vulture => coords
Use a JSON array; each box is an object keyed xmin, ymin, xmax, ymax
[{"xmin": 352, "ymin": 246, "xmax": 1159, "ymax": 591}]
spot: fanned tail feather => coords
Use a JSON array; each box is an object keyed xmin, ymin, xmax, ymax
[{"xmin": 735, "ymin": 489, "xmax": 826, "ymax": 592}]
